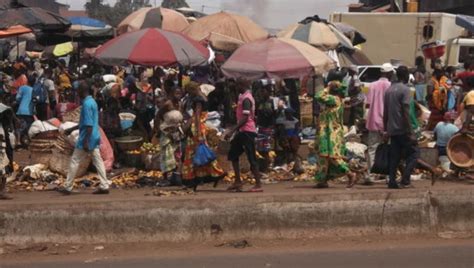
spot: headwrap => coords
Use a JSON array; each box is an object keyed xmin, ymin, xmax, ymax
[
  {"xmin": 185, "ymin": 81, "xmax": 200, "ymax": 94},
  {"xmin": 328, "ymin": 80, "xmax": 347, "ymax": 95}
]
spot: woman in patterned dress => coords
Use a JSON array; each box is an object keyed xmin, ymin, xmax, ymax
[
  {"xmin": 181, "ymin": 82, "xmax": 226, "ymax": 191},
  {"xmin": 314, "ymin": 81, "xmax": 356, "ymax": 188}
]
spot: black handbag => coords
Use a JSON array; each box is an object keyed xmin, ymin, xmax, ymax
[{"xmin": 370, "ymin": 143, "xmax": 390, "ymax": 175}]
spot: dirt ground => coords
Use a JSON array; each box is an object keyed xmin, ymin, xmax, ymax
[{"xmin": 1, "ymin": 233, "xmax": 473, "ymax": 265}]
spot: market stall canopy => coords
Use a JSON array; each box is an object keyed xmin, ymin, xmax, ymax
[
  {"xmin": 278, "ymin": 21, "xmax": 353, "ymax": 51},
  {"xmin": 0, "ymin": 7, "xmax": 71, "ymax": 32},
  {"xmin": 43, "ymin": 42, "xmax": 76, "ymax": 58},
  {"xmin": 332, "ymin": 22, "xmax": 366, "ymax": 46},
  {"xmin": 207, "ymin": 32, "xmax": 245, "ymax": 52},
  {"xmin": 182, "ymin": 11, "xmax": 268, "ymax": 43},
  {"xmin": 456, "ymin": 15, "xmax": 474, "ymax": 33},
  {"xmin": 34, "ymin": 17, "xmax": 113, "ymax": 47},
  {"xmin": 35, "ymin": 32, "xmax": 71, "ymax": 46},
  {"xmin": 117, "ymin": 7, "xmax": 189, "ymax": 35},
  {"xmin": 0, "ymin": 25, "xmax": 31, "ymax": 38},
  {"xmin": 66, "ymin": 17, "xmax": 114, "ymax": 41},
  {"xmin": 221, "ymin": 37, "xmax": 336, "ymax": 80},
  {"xmin": 95, "ymin": 28, "xmax": 209, "ymax": 67},
  {"xmin": 338, "ymin": 48, "xmax": 372, "ymax": 67},
  {"xmin": 175, "ymin": 7, "xmax": 206, "ymax": 18},
  {"xmin": 9, "ymin": 40, "xmax": 25, "ymax": 60}
]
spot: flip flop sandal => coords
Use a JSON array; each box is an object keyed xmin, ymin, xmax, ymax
[
  {"xmin": 0, "ymin": 194, "xmax": 13, "ymax": 200},
  {"xmin": 226, "ymin": 184, "xmax": 243, "ymax": 192},
  {"xmin": 248, "ymin": 187, "xmax": 264, "ymax": 193}
]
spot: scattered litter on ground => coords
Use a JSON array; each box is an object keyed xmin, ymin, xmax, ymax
[
  {"xmin": 438, "ymin": 231, "xmax": 472, "ymax": 240},
  {"xmin": 216, "ymin": 240, "xmax": 251, "ymax": 249},
  {"xmin": 152, "ymin": 189, "xmax": 194, "ymax": 197},
  {"xmin": 94, "ymin": 246, "xmax": 105, "ymax": 251},
  {"xmin": 15, "ymin": 245, "xmax": 48, "ymax": 253}
]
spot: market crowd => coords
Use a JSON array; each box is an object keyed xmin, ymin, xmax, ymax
[{"xmin": 0, "ymin": 55, "xmax": 473, "ymax": 199}]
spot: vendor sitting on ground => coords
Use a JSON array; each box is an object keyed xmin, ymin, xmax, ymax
[{"xmin": 433, "ymin": 111, "xmax": 459, "ymax": 156}]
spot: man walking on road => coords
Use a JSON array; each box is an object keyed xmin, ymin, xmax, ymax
[
  {"xmin": 58, "ymin": 81, "xmax": 110, "ymax": 195},
  {"xmin": 365, "ymin": 63, "xmax": 394, "ymax": 182},
  {"xmin": 384, "ymin": 66, "xmax": 420, "ymax": 189},
  {"xmin": 225, "ymin": 78, "xmax": 263, "ymax": 192}
]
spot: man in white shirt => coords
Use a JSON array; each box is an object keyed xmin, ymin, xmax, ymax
[{"xmin": 365, "ymin": 63, "xmax": 394, "ymax": 181}]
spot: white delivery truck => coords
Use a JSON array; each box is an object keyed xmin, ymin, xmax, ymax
[{"xmin": 330, "ymin": 12, "xmax": 474, "ymax": 68}]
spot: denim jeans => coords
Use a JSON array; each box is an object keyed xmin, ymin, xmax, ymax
[{"xmin": 389, "ymin": 134, "xmax": 420, "ymax": 185}]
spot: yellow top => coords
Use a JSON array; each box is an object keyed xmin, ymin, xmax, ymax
[
  {"xmin": 58, "ymin": 73, "xmax": 71, "ymax": 90},
  {"xmin": 464, "ymin": 90, "xmax": 474, "ymax": 106}
]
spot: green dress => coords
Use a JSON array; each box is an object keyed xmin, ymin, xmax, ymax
[{"xmin": 314, "ymin": 88, "xmax": 349, "ymax": 182}]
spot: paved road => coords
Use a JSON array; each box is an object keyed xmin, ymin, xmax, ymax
[{"xmin": 4, "ymin": 244, "xmax": 473, "ymax": 268}]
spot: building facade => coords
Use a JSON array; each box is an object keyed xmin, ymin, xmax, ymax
[{"xmin": 352, "ymin": 0, "xmax": 474, "ymax": 15}]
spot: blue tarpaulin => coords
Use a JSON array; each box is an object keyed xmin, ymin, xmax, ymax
[
  {"xmin": 456, "ymin": 15, "xmax": 474, "ymax": 33},
  {"xmin": 68, "ymin": 17, "xmax": 107, "ymax": 28}
]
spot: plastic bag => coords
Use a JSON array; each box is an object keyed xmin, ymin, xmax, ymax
[
  {"xmin": 193, "ymin": 143, "xmax": 217, "ymax": 167},
  {"xmin": 99, "ymin": 128, "xmax": 114, "ymax": 172},
  {"xmin": 370, "ymin": 143, "xmax": 390, "ymax": 175}
]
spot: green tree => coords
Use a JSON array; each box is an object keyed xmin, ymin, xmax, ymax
[{"xmin": 161, "ymin": 0, "xmax": 189, "ymax": 9}]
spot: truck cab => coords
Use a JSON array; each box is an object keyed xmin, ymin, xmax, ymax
[{"xmin": 446, "ymin": 38, "xmax": 474, "ymax": 68}]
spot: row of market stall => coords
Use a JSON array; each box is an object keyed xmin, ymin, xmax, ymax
[{"xmin": 0, "ymin": 3, "xmax": 371, "ymax": 80}]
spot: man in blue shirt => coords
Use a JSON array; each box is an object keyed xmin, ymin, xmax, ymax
[
  {"xmin": 433, "ymin": 112, "xmax": 459, "ymax": 156},
  {"xmin": 59, "ymin": 81, "xmax": 110, "ymax": 195},
  {"xmin": 16, "ymin": 76, "xmax": 35, "ymax": 145}
]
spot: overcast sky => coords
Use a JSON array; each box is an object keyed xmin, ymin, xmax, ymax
[{"xmin": 57, "ymin": 0, "xmax": 353, "ymax": 29}]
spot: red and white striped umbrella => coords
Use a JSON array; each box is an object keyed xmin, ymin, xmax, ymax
[
  {"xmin": 221, "ymin": 37, "xmax": 335, "ymax": 80},
  {"xmin": 95, "ymin": 28, "xmax": 210, "ymax": 67}
]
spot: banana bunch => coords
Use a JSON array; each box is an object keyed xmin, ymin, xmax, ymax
[
  {"xmin": 127, "ymin": 150, "xmax": 141, "ymax": 155},
  {"xmin": 111, "ymin": 173, "xmax": 140, "ymax": 188},
  {"xmin": 140, "ymin": 143, "xmax": 160, "ymax": 154}
]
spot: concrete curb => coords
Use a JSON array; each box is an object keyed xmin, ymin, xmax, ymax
[{"xmin": 0, "ymin": 189, "xmax": 473, "ymax": 244}]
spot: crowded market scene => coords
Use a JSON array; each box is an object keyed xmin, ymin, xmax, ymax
[
  {"xmin": 0, "ymin": 0, "xmax": 471, "ymax": 201},
  {"xmin": 0, "ymin": 0, "xmax": 473, "ymax": 267}
]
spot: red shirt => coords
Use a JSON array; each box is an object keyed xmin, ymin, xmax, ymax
[
  {"xmin": 12, "ymin": 74, "xmax": 27, "ymax": 95},
  {"xmin": 456, "ymin": 71, "xmax": 474, "ymax": 90}
]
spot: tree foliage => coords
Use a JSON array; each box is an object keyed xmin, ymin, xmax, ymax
[
  {"xmin": 161, "ymin": 0, "xmax": 189, "ymax": 9},
  {"xmin": 85, "ymin": 0, "xmax": 151, "ymax": 27}
]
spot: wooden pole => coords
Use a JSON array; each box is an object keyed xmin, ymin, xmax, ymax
[
  {"xmin": 16, "ymin": 35, "xmax": 19, "ymax": 60},
  {"xmin": 312, "ymin": 75, "xmax": 316, "ymax": 127}
]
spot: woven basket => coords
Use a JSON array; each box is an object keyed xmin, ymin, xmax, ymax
[
  {"xmin": 54, "ymin": 134, "xmax": 75, "ymax": 155},
  {"xmin": 34, "ymin": 130, "xmax": 59, "ymax": 140},
  {"xmin": 447, "ymin": 133, "xmax": 474, "ymax": 168},
  {"xmin": 63, "ymin": 106, "xmax": 81, "ymax": 123},
  {"xmin": 49, "ymin": 148, "xmax": 91, "ymax": 178},
  {"xmin": 301, "ymin": 116, "xmax": 314, "ymax": 128},
  {"xmin": 299, "ymin": 97, "xmax": 313, "ymax": 116}
]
